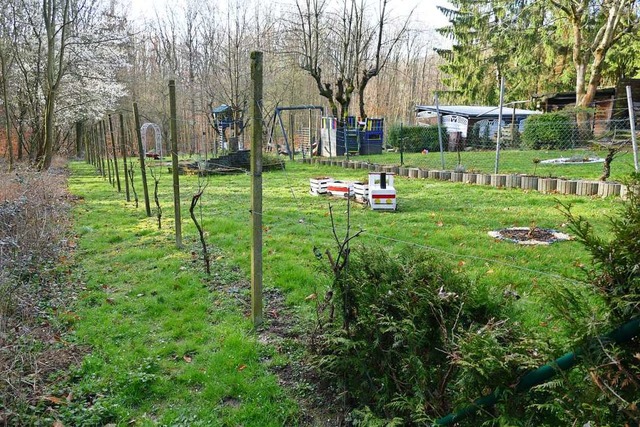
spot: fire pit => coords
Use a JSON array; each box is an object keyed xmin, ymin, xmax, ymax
[{"xmin": 488, "ymin": 227, "xmax": 571, "ymax": 245}]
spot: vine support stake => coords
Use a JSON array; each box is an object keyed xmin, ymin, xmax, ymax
[
  {"xmin": 108, "ymin": 114, "xmax": 121, "ymax": 193},
  {"xmin": 169, "ymin": 79, "xmax": 182, "ymax": 248},
  {"xmin": 119, "ymin": 112, "xmax": 131, "ymax": 202},
  {"xmin": 133, "ymin": 102, "xmax": 152, "ymax": 217},
  {"xmin": 250, "ymin": 51, "xmax": 264, "ymax": 327}
]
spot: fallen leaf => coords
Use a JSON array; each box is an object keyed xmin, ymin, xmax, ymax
[
  {"xmin": 437, "ymin": 221, "xmax": 444, "ymax": 227},
  {"xmin": 305, "ymin": 293, "xmax": 317, "ymax": 301},
  {"xmin": 486, "ymin": 269, "xmax": 494, "ymax": 274},
  {"xmin": 53, "ymin": 421, "xmax": 65, "ymax": 427},
  {"xmin": 45, "ymin": 396, "xmax": 64, "ymax": 405},
  {"xmin": 458, "ymin": 261, "xmax": 466, "ymax": 267},
  {"xmin": 237, "ymin": 364, "xmax": 247, "ymax": 371},
  {"xmin": 183, "ymin": 355, "xmax": 192, "ymax": 363}
]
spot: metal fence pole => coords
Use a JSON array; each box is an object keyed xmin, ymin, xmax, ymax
[
  {"xmin": 435, "ymin": 93, "xmax": 445, "ymax": 169},
  {"xmin": 626, "ymin": 85, "xmax": 639, "ymax": 172},
  {"xmin": 399, "ymin": 122, "xmax": 404, "ymax": 166},
  {"xmin": 494, "ymin": 75, "xmax": 505, "ymax": 174}
]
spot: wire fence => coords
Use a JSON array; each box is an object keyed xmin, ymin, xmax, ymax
[
  {"xmin": 144, "ymin": 155, "xmax": 594, "ymax": 289},
  {"xmin": 379, "ymin": 109, "xmax": 639, "ymax": 179}
]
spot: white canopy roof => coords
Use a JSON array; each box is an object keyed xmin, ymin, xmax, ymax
[{"xmin": 416, "ymin": 105, "xmax": 541, "ymax": 118}]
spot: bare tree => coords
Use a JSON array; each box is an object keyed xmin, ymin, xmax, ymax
[
  {"xmin": 0, "ymin": 7, "xmax": 15, "ymax": 171},
  {"xmin": 355, "ymin": 0, "xmax": 410, "ymax": 119},
  {"xmin": 288, "ymin": 0, "xmax": 410, "ymax": 120}
]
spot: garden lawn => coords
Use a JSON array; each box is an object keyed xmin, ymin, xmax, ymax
[
  {"xmin": 63, "ymin": 162, "xmax": 298, "ymax": 426},
  {"xmin": 348, "ymin": 148, "xmax": 637, "ymax": 181},
  {"xmin": 62, "ymin": 158, "xmax": 622, "ymax": 425}
]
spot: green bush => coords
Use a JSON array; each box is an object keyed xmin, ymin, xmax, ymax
[
  {"xmin": 560, "ymin": 173, "xmax": 640, "ymax": 319},
  {"xmin": 387, "ymin": 124, "xmax": 447, "ymax": 152},
  {"xmin": 309, "ymin": 175, "xmax": 640, "ymax": 426},
  {"xmin": 522, "ymin": 109, "xmax": 595, "ymax": 149},
  {"xmin": 522, "ymin": 112, "xmax": 574, "ymax": 149},
  {"xmin": 541, "ymin": 172, "xmax": 640, "ymax": 425},
  {"xmin": 310, "ymin": 245, "xmax": 547, "ymax": 424}
]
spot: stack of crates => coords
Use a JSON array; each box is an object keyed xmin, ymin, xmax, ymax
[
  {"xmin": 353, "ymin": 181, "xmax": 369, "ymax": 203},
  {"xmin": 368, "ymin": 172, "xmax": 396, "ymax": 211},
  {"xmin": 327, "ymin": 181, "xmax": 354, "ymax": 198},
  {"xmin": 309, "ymin": 176, "xmax": 334, "ymax": 195}
]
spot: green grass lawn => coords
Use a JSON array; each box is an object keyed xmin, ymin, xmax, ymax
[
  {"xmin": 345, "ymin": 147, "xmax": 637, "ymax": 181},
  {"xmin": 60, "ymin": 158, "xmax": 624, "ymax": 425}
]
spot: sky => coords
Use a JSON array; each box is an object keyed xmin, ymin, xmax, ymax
[
  {"xmin": 394, "ymin": 0, "xmax": 453, "ymax": 29},
  {"xmin": 128, "ymin": 0, "xmax": 453, "ymax": 31}
]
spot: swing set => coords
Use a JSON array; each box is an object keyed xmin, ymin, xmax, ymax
[{"xmin": 267, "ymin": 105, "xmax": 324, "ymax": 160}]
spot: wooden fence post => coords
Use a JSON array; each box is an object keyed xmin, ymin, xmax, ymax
[
  {"xmin": 108, "ymin": 115, "xmax": 121, "ymax": 193},
  {"xmin": 169, "ymin": 80, "xmax": 183, "ymax": 248},
  {"xmin": 250, "ymin": 51, "xmax": 264, "ymax": 327},
  {"xmin": 119, "ymin": 113, "xmax": 131, "ymax": 202},
  {"xmin": 133, "ymin": 102, "xmax": 152, "ymax": 217}
]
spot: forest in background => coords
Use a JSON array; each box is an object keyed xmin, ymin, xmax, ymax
[{"xmin": 0, "ymin": 0, "xmax": 638, "ymax": 170}]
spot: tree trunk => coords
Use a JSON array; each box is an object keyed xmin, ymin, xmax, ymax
[
  {"xmin": 0, "ymin": 50, "xmax": 13, "ymax": 171},
  {"xmin": 39, "ymin": 0, "xmax": 70, "ymax": 170},
  {"xmin": 75, "ymin": 121, "xmax": 83, "ymax": 158},
  {"xmin": 40, "ymin": 93, "xmax": 56, "ymax": 170}
]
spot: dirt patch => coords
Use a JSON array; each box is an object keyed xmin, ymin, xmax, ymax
[
  {"xmin": 257, "ymin": 288, "xmax": 347, "ymax": 426},
  {"xmin": 212, "ymin": 279, "xmax": 347, "ymax": 426},
  {"xmin": 489, "ymin": 227, "xmax": 571, "ymax": 245}
]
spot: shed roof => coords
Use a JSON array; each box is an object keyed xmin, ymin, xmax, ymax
[
  {"xmin": 533, "ymin": 87, "xmax": 616, "ymax": 102},
  {"xmin": 416, "ymin": 105, "xmax": 541, "ymax": 118},
  {"xmin": 211, "ymin": 104, "xmax": 231, "ymax": 114}
]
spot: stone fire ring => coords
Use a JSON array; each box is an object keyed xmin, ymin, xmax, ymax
[{"xmin": 488, "ymin": 227, "xmax": 571, "ymax": 245}]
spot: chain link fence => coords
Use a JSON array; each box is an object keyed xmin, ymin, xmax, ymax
[{"xmin": 375, "ymin": 108, "xmax": 639, "ymax": 181}]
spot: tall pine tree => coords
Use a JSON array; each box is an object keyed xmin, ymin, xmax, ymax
[{"xmin": 436, "ymin": 0, "xmax": 638, "ymax": 106}]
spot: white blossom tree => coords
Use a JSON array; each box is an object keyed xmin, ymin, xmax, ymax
[{"xmin": 6, "ymin": 0, "xmax": 129, "ymax": 169}]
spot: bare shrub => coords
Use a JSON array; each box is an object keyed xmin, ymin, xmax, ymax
[{"xmin": 0, "ymin": 163, "xmax": 79, "ymax": 421}]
